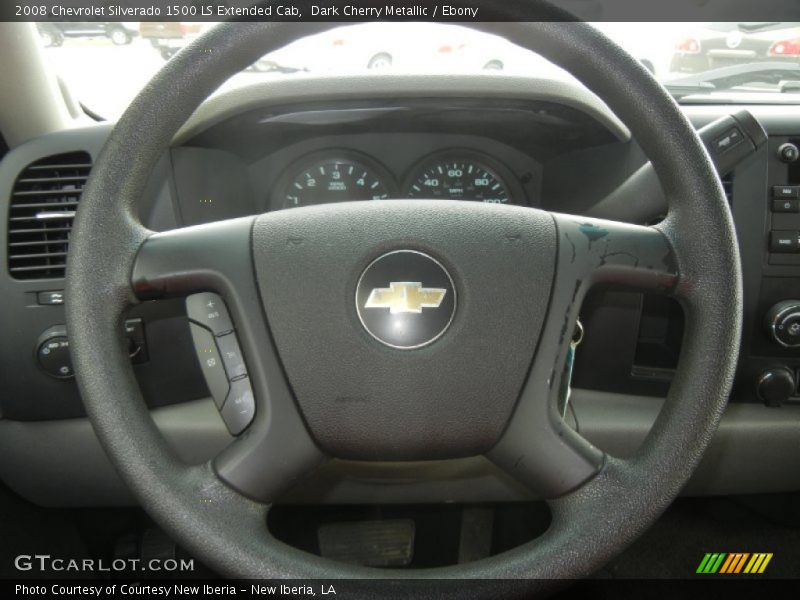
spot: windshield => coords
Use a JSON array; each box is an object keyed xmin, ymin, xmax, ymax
[{"xmin": 36, "ymin": 21, "xmax": 800, "ymax": 118}]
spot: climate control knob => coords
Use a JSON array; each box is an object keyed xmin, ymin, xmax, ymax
[
  {"xmin": 766, "ymin": 300, "xmax": 800, "ymax": 348},
  {"xmin": 756, "ymin": 367, "xmax": 796, "ymax": 406}
]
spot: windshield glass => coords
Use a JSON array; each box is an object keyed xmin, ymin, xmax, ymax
[{"xmin": 36, "ymin": 21, "xmax": 800, "ymax": 118}]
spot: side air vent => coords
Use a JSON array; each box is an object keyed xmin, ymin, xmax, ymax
[
  {"xmin": 7, "ymin": 151, "xmax": 91, "ymax": 279},
  {"xmin": 721, "ymin": 173, "xmax": 734, "ymax": 204}
]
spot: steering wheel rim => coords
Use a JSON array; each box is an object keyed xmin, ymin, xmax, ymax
[{"xmin": 65, "ymin": 15, "xmax": 741, "ymax": 589}]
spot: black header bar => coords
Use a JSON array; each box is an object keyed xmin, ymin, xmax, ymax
[{"xmin": 6, "ymin": 0, "xmax": 800, "ymax": 22}]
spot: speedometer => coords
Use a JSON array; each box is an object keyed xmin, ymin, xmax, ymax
[
  {"xmin": 280, "ymin": 153, "xmax": 394, "ymax": 209},
  {"xmin": 405, "ymin": 155, "xmax": 512, "ymax": 204}
]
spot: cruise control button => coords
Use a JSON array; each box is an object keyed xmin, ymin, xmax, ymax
[
  {"xmin": 220, "ymin": 378, "xmax": 255, "ymax": 435},
  {"xmin": 216, "ymin": 332, "xmax": 247, "ymax": 380},
  {"xmin": 189, "ymin": 323, "xmax": 229, "ymax": 408},
  {"xmin": 186, "ymin": 292, "xmax": 233, "ymax": 336},
  {"xmin": 770, "ymin": 231, "xmax": 800, "ymax": 253}
]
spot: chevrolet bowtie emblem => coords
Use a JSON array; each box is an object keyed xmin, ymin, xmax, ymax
[
  {"xmin": 365, "ymin": 282, "xmax": 447, "ymax": 314},
  {"xmin": 356, "ymin": 251, "xmax": 456, "ymax": 349}
]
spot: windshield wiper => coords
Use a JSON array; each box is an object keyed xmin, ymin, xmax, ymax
[{"xmin": 664, "ymin": 62, "xmax": 800, "ymax": 99}]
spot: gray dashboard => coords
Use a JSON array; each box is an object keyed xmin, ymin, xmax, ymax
[{"xmin": 0, "ymin": 74, "xmax": 799, "ymax": 506}]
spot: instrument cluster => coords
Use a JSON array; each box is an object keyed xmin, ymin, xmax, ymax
[{"xmin": 273, "ymin": 148, "xmax": 525, "ymax": 209}]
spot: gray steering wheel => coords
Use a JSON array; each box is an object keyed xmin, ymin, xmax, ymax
[{"xmin": 65, "ymin": 15, "xmax": 741, "ymax": 592}]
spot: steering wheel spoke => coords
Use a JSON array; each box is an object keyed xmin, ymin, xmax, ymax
[
  {"xmin": 131, "ymin": 217, "xmax": 255, "ymax": 301},
  {"xmin": 551, "ymin": 213, "xmax": 679, "ymax": 294},
  {"xmin": 488, "ymin": 213, "xmax": 679, "ymax": 497},
  {"xmin": 131, "ymin": 216, "xmax": 325, "ymax": 502}
]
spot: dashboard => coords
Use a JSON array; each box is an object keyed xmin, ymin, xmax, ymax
[
  {"xmin": 1, "ymin": 74, "xmax": 799, "ymax": 506},
  {"xmin": 167, "ymin": 94, "xmax": 623, "ymax": 229}
]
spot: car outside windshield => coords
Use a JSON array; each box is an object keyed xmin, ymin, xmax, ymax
[{"xmin": 35, "ymin": 21, "xmax": 800, "ymax": 119}]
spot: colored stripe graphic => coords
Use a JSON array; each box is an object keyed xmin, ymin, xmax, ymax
[{"xmin": 697, "ymin": 552, "xmax": 773, "ymax": 574}]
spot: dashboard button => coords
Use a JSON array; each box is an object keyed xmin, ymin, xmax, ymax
[
  {"xmin": 772, "ymin": 198, "xmax": 800, "ymax": 213},
  {"xmin": 189, "ymin": 323, "xmax": 229, "ymax": 408},
  {"xmin": 220, "ymin": 378, "xmax": 255, "ymax": 435},
  {"xmin": 770, "ymin": 231, "xmax": 800, "ymax": 253},
  {"xmin": 37, "ymin": 290, "xmax": 65, "ymax": 305},
  {"xmin": 216, "ymin": 332, "xmax": 247, "ymax": 380},
  {"xmin": 772, "ymin": 185, "xmax": 799, "ymax": 199},
  {"xmin": 186, "ymin": 292, "xmax": 233, "ymax": 336}
]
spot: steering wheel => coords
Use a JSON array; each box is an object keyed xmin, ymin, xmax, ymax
[{"xmin": 65, "ymin": 14, "xmax": 741, "ymax": 590}]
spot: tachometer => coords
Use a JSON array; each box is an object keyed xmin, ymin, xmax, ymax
[
  {"xmin": 405, "ymin": 155, "xmax": 512, "ymax": 203},
  {"xmin": 280, "ymin": 153, "xmax": 394, "ymax": 209}
]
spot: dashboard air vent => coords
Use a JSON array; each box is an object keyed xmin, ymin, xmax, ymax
[{"xmin": 7, "ymin": 151, "xmax": 91, "ymax": 279}]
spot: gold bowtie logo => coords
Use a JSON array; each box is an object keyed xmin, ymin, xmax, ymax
[{"xmin": 365, "ymin": 282, "xmax": 447, "ymax": 314}]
